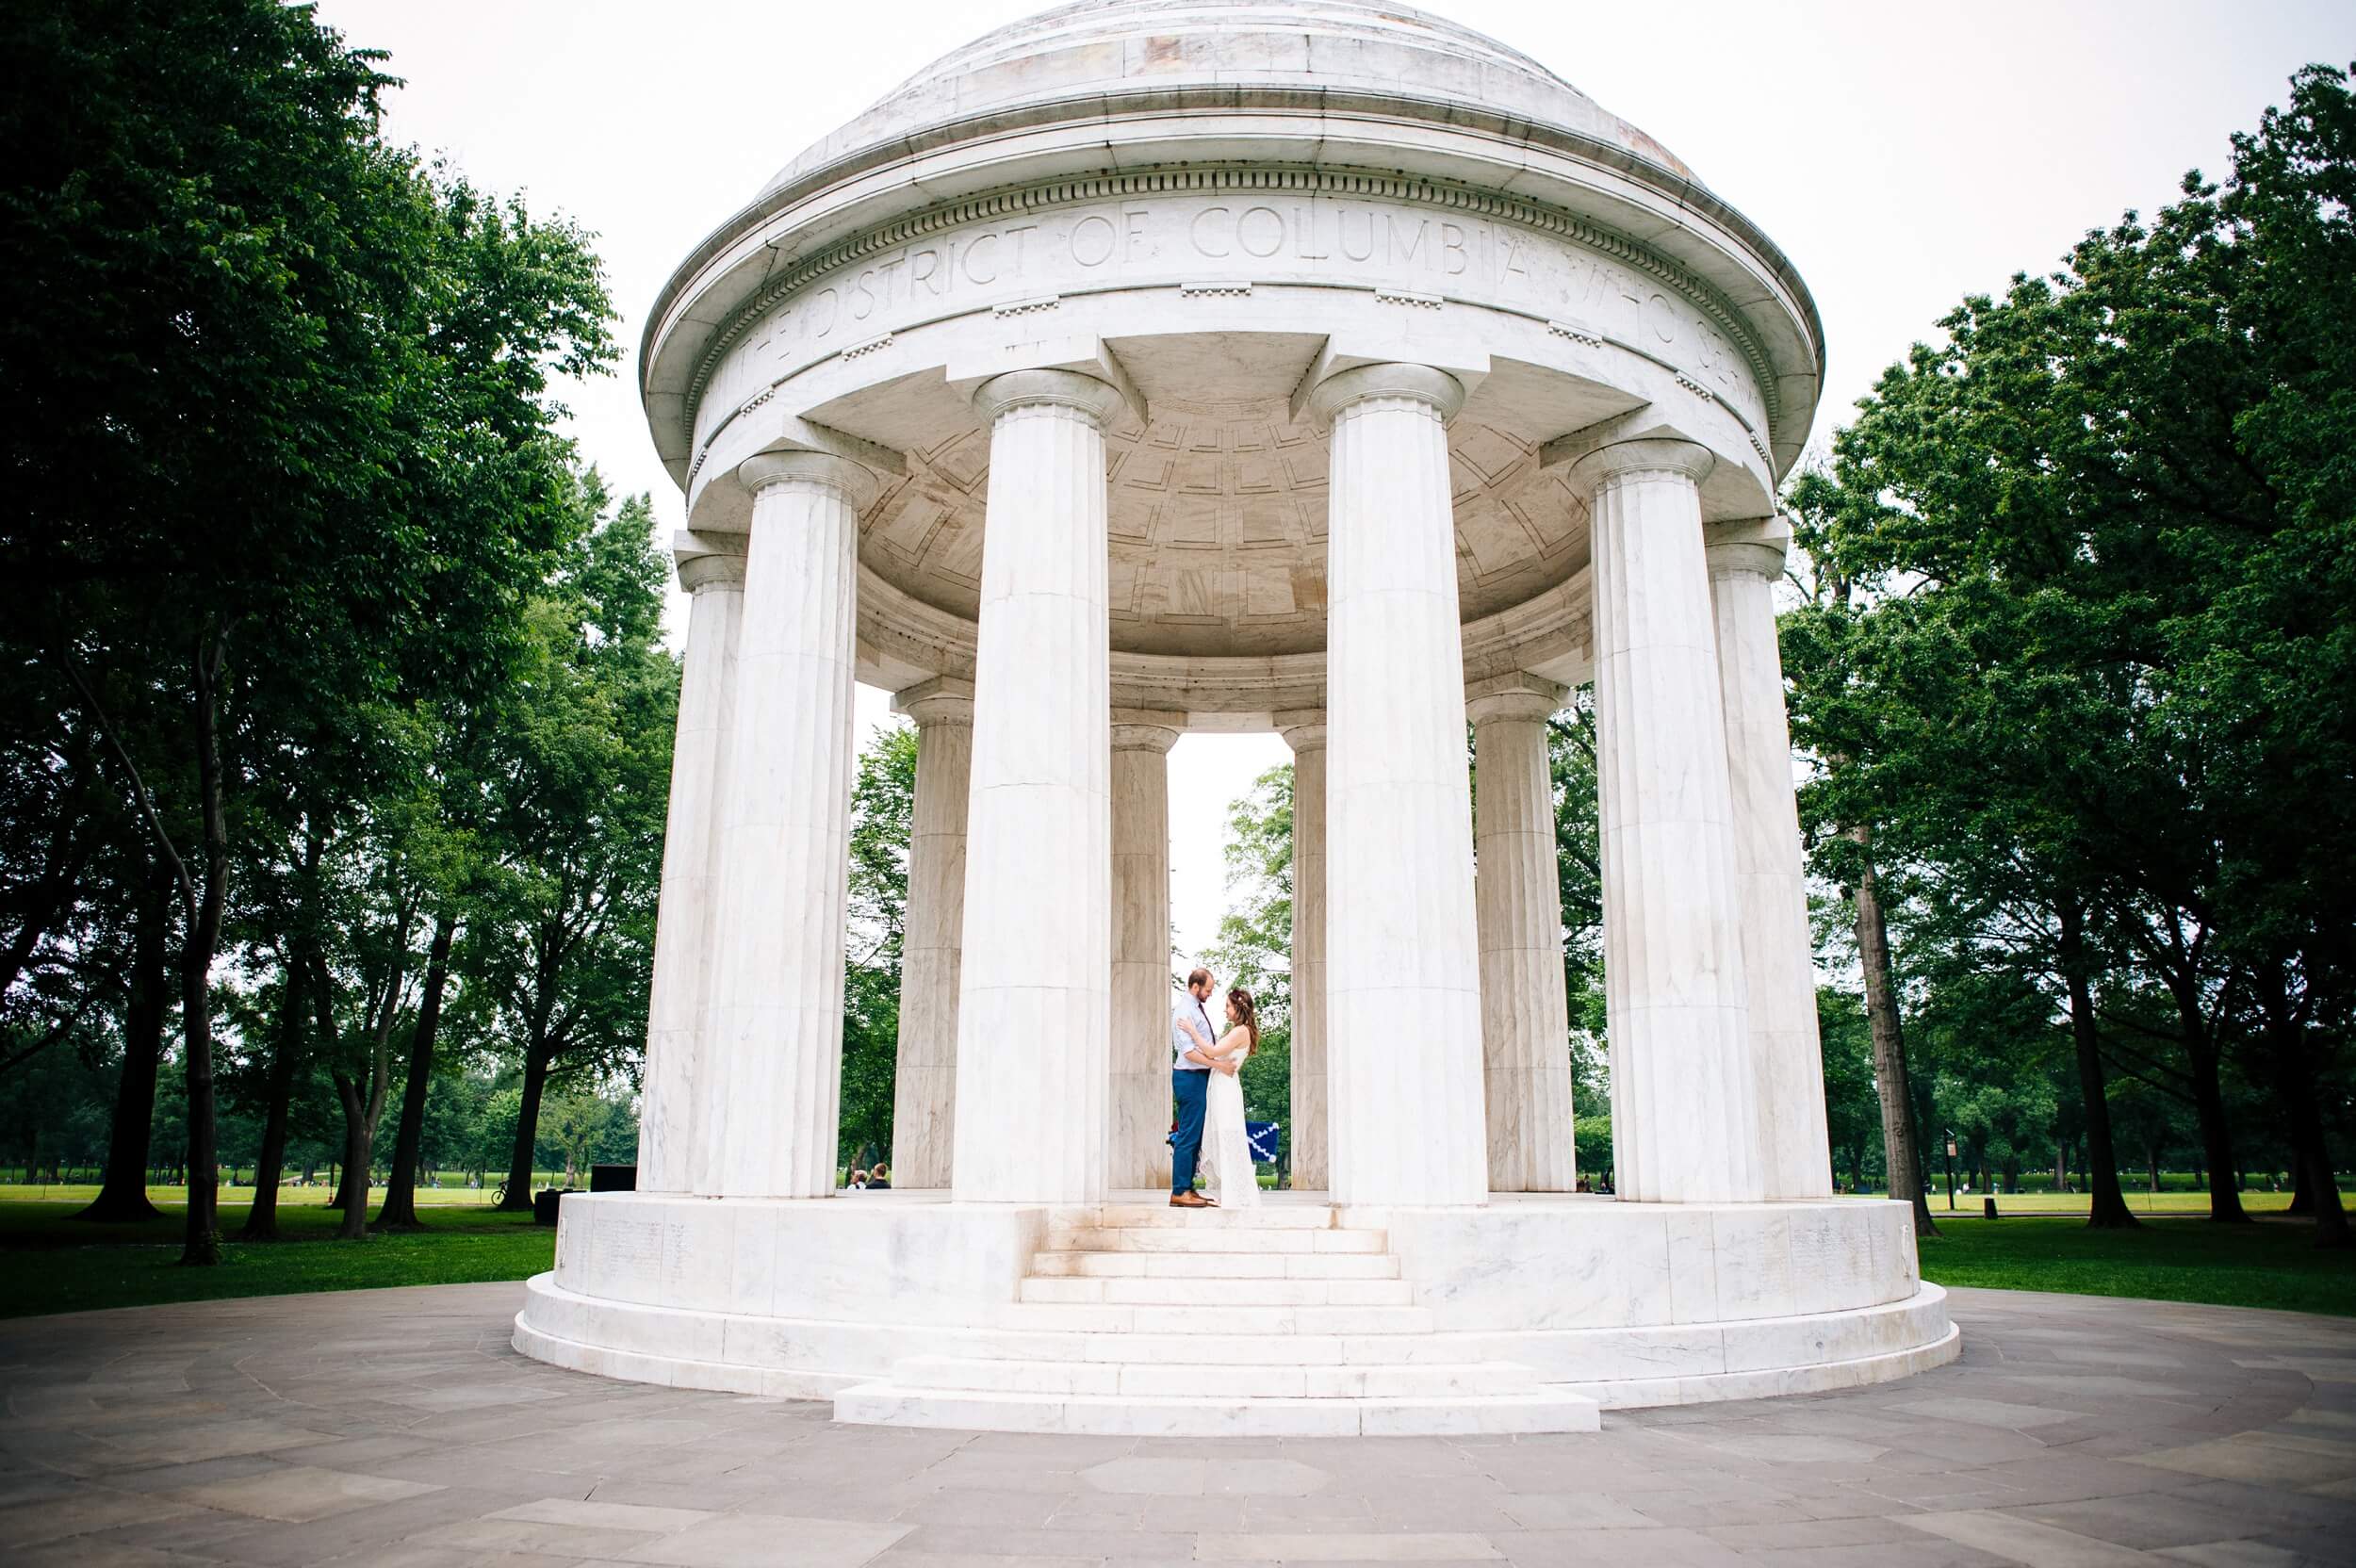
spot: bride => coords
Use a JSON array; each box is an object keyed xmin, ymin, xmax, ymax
[{"xmin": 1197, "ymin": 988, "xmax": 1262, "ymax": 1210}]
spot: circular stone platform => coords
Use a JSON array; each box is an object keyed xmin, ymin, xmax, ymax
[
  {"xmin": 3, "ymin": 1282, "xmax": 2348, "ymax": 1563},
  {"xmin": 513, "ymin": 1192, "xmax": 1955, "ymax": 1433},
  {"xmin": 562, "ymin": 0, "xmax": 1935, "ymax": 1439}
]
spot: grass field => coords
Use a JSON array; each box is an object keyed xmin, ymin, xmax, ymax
[
  {"xmin": 0, "ymin": 1186, "xmax": 553, "ymax": 1320},
  {"xmin": 1915, "ymin": 1188, "xmax": 2316, "ymax": 1217},
  {"xmin": 1916, "ymin": 1210, "xmax": 2356, "ymax": 1317},
  {"xmin": 4, "ymin": 1182, "xmax": 2349, "ymax": 1324}
]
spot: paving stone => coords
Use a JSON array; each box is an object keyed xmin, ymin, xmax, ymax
[
  {"xmin": 2000, "ymin": 1491, "xmax": 2277, "ymax": 1552},
  {"xmin": 1497, "ymin": 1526, "xmax": 1748, "ymax": 1565},
  {"xmin": 163, "ymin": 1462, "xmax": 440, "ymax": 1522},
  {"xmin": 0, "ymin": 1282, "xmax": 2350, "ymax": 1563},
  {"xmin": 1905, "ymin": 1509, "xmax": 2174, "ymax": 1565},
  {"xmin": 616, "ymin": 1511, "xmax": 912, "ymax": 1565},
  {"xmin": 1193, "ymin": 1534, "xmax": 1500, "ymax": 1561},
  {"xmin": 0, "ymin": 1489, "xmax": 205, "ymax": 1551},
  {"xmin": 2154, "ymin": 1544, "xmax": 2308, "ymax": 1567}
]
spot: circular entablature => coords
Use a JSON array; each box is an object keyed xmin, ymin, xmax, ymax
[{"xmin": 859, "ymin": 385, "xmax": 1591, "ymax": 662}]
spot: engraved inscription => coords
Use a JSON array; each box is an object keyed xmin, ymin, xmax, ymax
[{"xmin": 710, "ymin": 191, "xmax": 1770, "ymax": 445}]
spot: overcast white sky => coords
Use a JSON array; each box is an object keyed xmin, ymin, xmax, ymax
[{"xmin": 318, "ymin": 0, "xmax": 2349, "ymax": 960}]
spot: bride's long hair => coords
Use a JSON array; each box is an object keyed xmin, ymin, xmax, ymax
[{"xmin": 1226, "ymin": 988, "xmax": 1260, "ymax": 1056}]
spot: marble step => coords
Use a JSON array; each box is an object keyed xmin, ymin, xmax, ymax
[
  {"xmin": 892, "ymin": 1355, "xmax": 1538, "ymax": 1400},
  {"xmin": 833, "ymin": 1383, "xmax": 1602, "ymax": 1437},
  {"xmin": 950, "ymin": 1328, "xmax": 1493, "ymax": 1366},
  {"xmin": 1077, "ymin": 1203, "xmax": 1340, "ymax": 1230},
  {"xmin": 1002, "ymin": 1301, "xmax": 1432, "ymax": 1335},
  {"xmin": 1020, "ymin": 1274, "xmax": 1414, "ymax": 1306},
  {"xmin": 1047, "ymin": 1225, "xmax": 1385, "ymax": 1255},
  {"xmin": 1029, "ymin": 1248, "xmax": 1400, "ymax": 1281}
]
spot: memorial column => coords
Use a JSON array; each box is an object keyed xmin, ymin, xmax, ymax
[
  {"xmin": 1469, "ymin": 674, "xmax": 1578, "ymax": 1193},
  {"xmin": 1707, "ymin": 517, "xmax": 1833, "ymax": 1199},
  {"xmin": 888, "ymin": 678, "xmax": 974, "ymax": 1189},
  {"xmin": 1110, "ymin": 711, "xmax": 1184, "ymax": 1189},
  {"xmin": 695, "ymin": 452, "xmax": 875, "ymax": 1199},
  {"xmin": 1565, "ymin": 438, "xmax": 1763, "ymax": 1203},
  {"xmin": 951, "ymin": 370, "xmax": 1127, "ymax": 1203},
  {"xmin": 1310, "ymin": 363, "xmax": 1489, "ymax": 1208},
  {"xmin": 636, "ymin": 533, "xmax": 745, "ymax": 1193},
  {"xmin": 1275, "ymin": 710, "xmax": 1328, "ymax": 1192}
]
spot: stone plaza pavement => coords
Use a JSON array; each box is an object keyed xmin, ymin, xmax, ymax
[{"xmin": 1, "ymin": 1282, "xmax": 2351, "ymax": 1567}]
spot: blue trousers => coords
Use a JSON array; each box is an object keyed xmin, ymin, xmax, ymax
[{"xmin": 1170, "ymin": 1069, "xmax": 1209, "ymax": 1195}]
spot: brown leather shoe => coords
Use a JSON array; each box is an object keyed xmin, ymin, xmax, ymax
[{"xmin": 1169, "ymin": 1191, "xmax": 1210, "ymax": 1208}]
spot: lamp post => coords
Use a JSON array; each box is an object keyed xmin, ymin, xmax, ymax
[{"xmin": 1944, "ymin": 1133, "xmax": 1959, "ymax": 1212}]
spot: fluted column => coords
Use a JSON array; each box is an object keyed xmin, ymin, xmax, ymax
[
  {"xmin": 1707, "ymin": 517, "xmax": 1833, "ymax": 1199},
  {"xmin": 1469, "ymin": 674, "xmax": 1578, "ymax": 1193},
  {"xmin": 637, "ymin": 534, "xmax": 746, "ymax": 1193},
  {"xmin": 1311, "ymin": 362, "xmax": 1489, "ymax": 1208},
  {"xmin": 1567, "ymin": 438, "xmax": 1763, "ymax": 1203},
  {"xmin": 1110, "ymin": 711, "xmax": 1184, "ymax": 1189},
  {"xmin": 952, "ymin": 369, "xmax": 1127, "ymax": 1203},
  {"xmin": 1276, "ymin": 710, "xmax": 1328, "ymax": 1192},
  {"xmin": 695, "ymin": 451, "xmax": 875, "ymax": 1199},
  {"xmin": 889, "ymin": 678, "xmax": 974, "ymax": 1188}
]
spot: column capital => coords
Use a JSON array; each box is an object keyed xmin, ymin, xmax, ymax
[
  {"xmin": 1560, "ymin": 437, "xmax": 1714, "ymax": 496},
  {"xmin": 1703, "ymin": 515, "xmax": 1793, "ymax": 582},
  {"xmin": 1465, "ymin": 672, "xmax": 1569, "ymax": 727},
  {"xmin": 672, "ymin": 530, "xmax": 747, "ymax": 594},
  {"xmin": 1110, "ymin": 708, "xmax": 1186, "ymax": 753},
  {"xmin": 1302, "ymin": 362, "xmax": 1465, "ymax": 429},
  {"xmin": 892, "ymin": 676, "xmax": 975, "ymax": 728},
  {"xmin": 971, "ymin": 368, "xmax": 1128, "ymax": 431},
  {"xmin": 737, "ymin": 449, "xmax": 881, "ymax": 511},
  {"xmin": 1273, "ymin": 709, "xmax": 1327, "ymax": 752}
]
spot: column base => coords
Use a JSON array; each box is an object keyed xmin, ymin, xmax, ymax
[{"xmin": 515, "ymin": 1192, "xmax": 1956, "ymax": 1433}]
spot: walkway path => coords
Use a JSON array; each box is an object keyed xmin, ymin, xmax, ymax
[{"xmin": 1, "ymin": 1282, "xmax": 2350, "ymax": 1565}]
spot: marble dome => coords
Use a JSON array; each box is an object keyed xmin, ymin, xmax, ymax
[{"xmin": 761, "ymin": 0, "xmax": 1698, "ymax": 198}]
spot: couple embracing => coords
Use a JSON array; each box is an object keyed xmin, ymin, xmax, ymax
[{"xmin": 1169, "ymin": 966, "xmax": 1261, "ymax": 1210}]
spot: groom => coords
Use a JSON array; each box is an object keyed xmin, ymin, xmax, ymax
[{"xmin": 1170, "ymin": 966, "xmax": 1234, "ymax": 1209}]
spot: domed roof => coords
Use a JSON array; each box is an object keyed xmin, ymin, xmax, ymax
[{"xmin": 760, "ymin": 0, "xmax": 1693, "ymax": 199}]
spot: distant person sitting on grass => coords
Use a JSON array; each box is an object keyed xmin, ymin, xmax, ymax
[
  {"xmin": 847, "ymin": 1168, "xmax": 869, "ymax": 1190},
  {"xmin": 867, "ymin": 1164, "xmax": 891, "ymax": 1190}
]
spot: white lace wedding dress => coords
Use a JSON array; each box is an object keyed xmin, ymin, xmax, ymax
[{"xmin": 1201, "ymin": 1041, "xmax": 1260, "ymax": 1209}]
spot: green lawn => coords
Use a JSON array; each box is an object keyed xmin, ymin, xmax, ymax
[
  {"xmin": 0, "ymin": 1187, "xmax": 553, "ymax": 1320},
  {"xmin": 1917, "ymin": 1212, "xmax": 2356, "ymax": 1317},
  {"xmin": 1918, "ymin": 1188, "xmax": 2311, "ymax": 1217},
  {"xmin": 6, "ymin": 1183, "xmax": 2350, "ymax": 1323}
]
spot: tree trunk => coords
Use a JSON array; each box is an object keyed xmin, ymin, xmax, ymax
[
  {"xmin": 76, "ymin": 870, "xmax": 172, "ymax": 1223},
  {"xmin": 2056, "ymin": 905, "xmax": 2136, "ymax": 1227},
  {"xmin": 2290, "ymin": 1157, "xmax": 2314, "ymax": 1217},
  {"xmin": 241, "ymin": 825, "xmax": 326, "ymax": 1240},
  {"xmin": 1849, "ymin": 828, "xmax": 1936, "ymax": 1236},
  {"xmin": 2257, "ymin": 967, "xmax": 2348, "ymax": 1249},
  {"xmin": 499, "ymin": 1041, "xmax": 551, "ymax": 1211},
  {"xmin": 2184, "ymin": 1029, "xmax": 2250, "ymax": 1223},
  {"xmin": 332, "ymin": 1070, "xmax": 376, "ymax": 1241},
  {"xmin": 236, "ymin": 957, "xmax": 306, "ymax": 1241},
  {"xmin": 178, "ymin": 629, "xmax": 232, "ymax": 1267},
  {"xmin": 375, "ymin": 914, "xmax": 454, "ymax": 1233}
]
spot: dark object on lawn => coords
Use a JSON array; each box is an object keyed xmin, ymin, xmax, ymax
[
  {"xmin": 1983, "ymin": 1197, "xmax": 2000, "ymax": 1219},
  {"xmin": 533, "ymin": 1188, "xmax": 575, "ymax": 1226},
  {"xmin": 591, "ymin": 1165, "xmax": 637, "ymax": 1193}
]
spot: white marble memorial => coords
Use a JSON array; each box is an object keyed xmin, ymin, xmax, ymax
[{"xmin": 517, "ymin": 0, "xmax": 1955, "ymax": 1433}]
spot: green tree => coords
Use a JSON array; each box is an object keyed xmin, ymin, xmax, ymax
[
  {"xmin": 1782, "ymin": 67, "xmax": 2356, "ymax": 1242},
  {"xmin": 1206, "ymin": 766, "xmax": 1295, "ymax": 1134},
  {"xmin": 4, "ymin": 0, "xmax": 614, "ymax": 1261},
  {"xmin": 842, "ymin": 723, "xmax": 918, "ymax": 1167},
  {"xmin": 469, "ymin": 483, "xmax": 670, "ymax": 1211},
  {"xmin": 1817, "ymin": 988, "xmax": 1883, "ymax": 1195}
]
